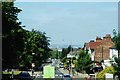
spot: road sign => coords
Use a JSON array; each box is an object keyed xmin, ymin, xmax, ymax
[{"xmin": 43, "ymin": 65, "xmax": 55, "ymax": 78}]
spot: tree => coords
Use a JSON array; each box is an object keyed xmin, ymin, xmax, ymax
[
  {"xmin": 112, "ymin": 29, "xmax": 120, "ymax": 58},
  {"xmin": 75, "ymin": 50, "xmax": 92, "ymax": 73},
  {"xmin": 112, "ymin": 29, "xmax": 120, "ymax": 71},
  {"xmin": 49, "ymin": 50, "xmax": 59, "ymax": 59},
  {"xmin": 19, "ymin": 29, "xmax": 51, "ymax": 68},
  {"xmin": 2, "ymin": 2, "xmax": 51, "ymax": 70},
  {"xmin": 2, "ymin": 2, "xmax": 24, "ymax": 69},
  {"xmin": 61, "ymin": 45, "xmax": 72, "ymax": 59}
]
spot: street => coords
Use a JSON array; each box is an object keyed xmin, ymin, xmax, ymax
[{"xmin": 31, "ymin": 59, "xmax": 89, "ymax": 80}]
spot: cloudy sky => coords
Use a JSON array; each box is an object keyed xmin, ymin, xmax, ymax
[{"xmin": 15, "ymin": 2, "xmax": 118, "ymax": 46}]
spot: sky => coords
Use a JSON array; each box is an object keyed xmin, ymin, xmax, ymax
[{"xmin": 14, "ymin": 2, "xmax": 118, "ymax": 47}]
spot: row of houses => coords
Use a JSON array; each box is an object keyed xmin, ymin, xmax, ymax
[
  {"xmin": 83, "ymin": 34, "xmax": 118, "ymax": 67},
  {"xmin": 52, "ymin": 34, "xmax": 118, "ymax": 67}
]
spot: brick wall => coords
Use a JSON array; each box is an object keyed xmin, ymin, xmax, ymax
[{"xmin": 84, "ymin": 34, "xmax": 114, "ymax": 62}]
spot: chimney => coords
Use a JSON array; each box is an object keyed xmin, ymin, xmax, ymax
[
  {"xmin": 103, "ymin": 34, "xmax": 111, "ymax": 41},
  {"xmin": 96, "ymin": 36, "xmax": 102, "ymax": 42},
  {"xmin": 90, "ymin": 40, "xmax": 95, "ymax": 42}
]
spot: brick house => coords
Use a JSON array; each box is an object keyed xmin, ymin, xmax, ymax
[{"xmin": 84, "ymin": 34, "xmax": 115, "ymax": 62}]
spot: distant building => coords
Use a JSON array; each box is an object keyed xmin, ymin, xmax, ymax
[{"xmin": 84, "ymin": 34, "xmax": 117, "ymax": 63}]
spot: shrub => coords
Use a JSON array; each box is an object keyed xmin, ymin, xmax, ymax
[{"xmin": 96, "ymin": 66, "xmax": 116, "ymax": 80}]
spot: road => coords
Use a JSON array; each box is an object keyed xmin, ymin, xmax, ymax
[
  {"xmin": 33, "ymin": 59, "xmax": 63, "ymax": 80},
  {"xmin": 33, "ymin": 59, "xmax": 88, "ymax": 80}
]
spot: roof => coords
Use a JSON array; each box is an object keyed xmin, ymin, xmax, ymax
[{"xmin": 85, "ymin": 41, "xmax": 102, "ymax": 50}]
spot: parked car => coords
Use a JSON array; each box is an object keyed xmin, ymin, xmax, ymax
[
  {"xmin": 93, "ymin": 66, "xmax": 103, "ymax": 73},
  {"xmin": 18, "ymin": 71, "xmax": 33, "ymax": 80},
  {"xmin": 63, "ymin": 74, "xmax": 72, "ymax": 80}
]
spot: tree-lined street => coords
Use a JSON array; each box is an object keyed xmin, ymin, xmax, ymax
[{"xmin": 2, "ymin": 1, "xmax": 120, "ymax": 80}]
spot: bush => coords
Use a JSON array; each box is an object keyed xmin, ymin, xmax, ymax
[{"xmin": 96, "ymin": 66, "xmax": 116, "ymax": 80}]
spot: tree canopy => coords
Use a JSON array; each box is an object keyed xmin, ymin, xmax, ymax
[
  {"xmin": 112, "ymin": 29, "xmax": 120, "ymax": 71},
  {"xmin": 2, "ymin": 2, "xmax": 23, "ymax": 69},
  {"xmin": 75, "ymin": 50, "xmax": 92, "ymax": 73},
  {"xmin": 2, "ymin": 2, "xmax": 51, "ymax": 70}
]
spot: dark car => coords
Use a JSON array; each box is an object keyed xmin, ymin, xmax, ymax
[
  {"xmin": 18, "ymin": 72, "xmax": 33, "ymax": 80},
  {"xmin": 93, "ymin": 66, "xmax": 103, "ymax": 73},
  {"xmin": 63, "ymin": 74, "xmax": 72, "ymax": 80}
]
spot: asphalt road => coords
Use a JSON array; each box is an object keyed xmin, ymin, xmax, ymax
[
  {"xmin": 33, "ymin": 59, "xmax": 63, "ymax": 80},
  {"xmin": 33, "ymin": 67, "xmax": 63, "ymax": 80}
]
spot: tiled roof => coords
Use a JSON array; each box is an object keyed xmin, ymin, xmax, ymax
[{"xmin": 85, "ymin": 41, "xmax": 102, "ymax": 50}]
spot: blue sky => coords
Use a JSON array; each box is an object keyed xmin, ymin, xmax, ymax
[{"xmin": 15, "ymin": 2, "xmax": 118, "ymax": 46}]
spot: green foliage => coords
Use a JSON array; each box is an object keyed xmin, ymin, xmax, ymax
[
  {"xmin": 114, "ymin": 57, "xmax": 120, "ymax": 71},
  {"xmin": 61, "ymin": 45, "xmax": 72, "ymax": 59},
  {"xmin": 112, "ymin": 29, "xmax": 120, "ymax": 72},
  {"xmin": 2, "ymin": 2, "xmax": 51, "ymax": 69},
  {"xmin": 2, "ymin": 2, "xmax": 24, "ymax": 69},
  {"xmin": 61, "ymin": 57, "xmax": 67, "ymax": 63},
  {"xmin": 96, "ymin": 67, "xmax": 116, "ymax": 80},
  {"xmin": 49, "ymin": 50, "xmax": 58, "ymax": 59},
  {"xmin": 75, "ymin": 50, "xmax": 92, "ymax": 73},
  {"xmin": 60, "ymin": 45, "xmax": 73, "ymax": 68},
  {"xmin": 112, "ymin": 29, "xmax": 120, "ymax": 51},
  {"xmin": 19, "ymin": 29, "xmax": 51, "ymax": 68},
  {"xmin": 2, "ymin": 2, "xmax": 22, "ymax": 34}
]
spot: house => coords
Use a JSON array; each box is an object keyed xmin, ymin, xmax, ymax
[
  {"xmin": 109, "ymin": 46, "xmax": 118, "ymax": 61},
  {"xmin": 84, "ymin": 34, "xmax": 117, "ymax": 63}
]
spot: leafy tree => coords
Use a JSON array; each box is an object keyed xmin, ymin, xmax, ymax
[
  {"xmin": 112, "ymin": 29, "xmax": 120, "ymax": 58},
  {"xmin": 112, "ymin": 29, "xmax": 120, "ymax": 71},
  {"xmin": 2, "ymin": 2, "xmax": 24, "ymax": 69},
  {"xmin": 19, "ymin": 29, "xmax": 51, "ymax": 68},
  {"xmin": 2, "ymin": 2, "xmax": 51, "ymax": 70},
  {"xmin": 75, "ymin": 50, "xmax": 92, "ymax": 73},
  {"xmin": 48, "ymin": 50, "xmax": 58, "ymax": 59},
  {"xmin": 60, "ymin": 45, "xmax": 72, "ymax": 59}
]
